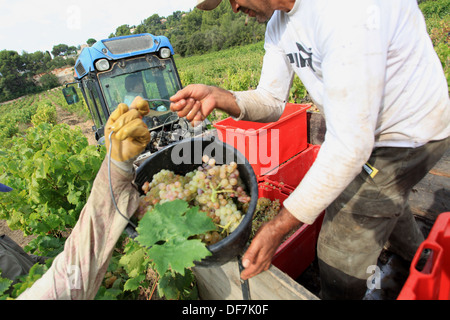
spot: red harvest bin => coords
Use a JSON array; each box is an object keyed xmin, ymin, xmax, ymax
[
  {"xmin": 262, "ymin": 144, "xmax": 321, "ymax": 187},
  {"xmin": 258, "ymin": 180, "xmax": 325, "ymax": 280},
  {"xmin": 397, "ymin": 212, "xmax": 450, "ymax": 300},
  {"xmin": 214, "ymin": 103, "xmax": 310, "ymax": 176}
]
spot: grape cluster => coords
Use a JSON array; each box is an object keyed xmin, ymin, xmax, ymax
[
  {"xmin": 136, "ymin": 155, "xmax": 251, "ymax": 245},
  {"xmin": 248, "ymin": 197, "xmax": 281, "ymax": 241},
  {"xmin": 247, "ymin": 197, "xmax": 298, "ymax": 244}
]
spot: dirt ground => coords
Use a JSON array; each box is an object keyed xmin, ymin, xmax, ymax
[
  {"xmin": 55, "ymin": 105, "xmax": 97, "ymax": 146},
  {"xmin": 0, "ymin": 105, "xmax": 96, "ymax": 247}
]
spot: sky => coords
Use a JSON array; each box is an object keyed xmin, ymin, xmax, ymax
[{"xmin": 0, "ymin": 0, "xmax": 198, "ymax": 54}]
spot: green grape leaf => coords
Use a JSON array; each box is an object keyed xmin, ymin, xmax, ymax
[
  {"xmin": 119, "ymin": 246, "xmax": 147, "ymax": 278},
  {"xmin": 136, "ymin": 200, "xmax": 216, "ymax": 247},
  {"xmin": 46, "ymin": 214, "xmax": 61, "ymax": 230},
  {"xmin": 68, "ymin": 156, "xmax": 84, "ymax": 174},
  {"xmin": 67, "ymin": 189, "xmax": 82, "ymax": 206},
  {"xmin": 158, "ymin": 269, "xmax": 197, "ymax": 300},
  {"xmin": 123, "ymin": 274, "xmax": 146, "ymax": 292},
  {"xmin": 148, "ymin": 236, "xmax": 211, "ymax": 276},
  {"xmin": 95, "ymin": 287, "xmax": 122, "ymax": 300},
  {"xmin": 135, "ymin": 200, "xmax": 215, "ymax": 276},
  {"xmin": 0, "ymin": 277, "xmax": 13, "ymax": 296}
]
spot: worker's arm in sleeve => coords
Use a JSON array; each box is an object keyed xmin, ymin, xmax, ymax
[
  {"xmin": 17, "ymin": 98, "xmax": 150, "ymax": 300},
  {"xmin": 17, "ymin": 160, "xmax": 140, "ymax": 300},
  {"xmin": 231, "ymin": 41, "xmax": 294, "ymax": 123}
]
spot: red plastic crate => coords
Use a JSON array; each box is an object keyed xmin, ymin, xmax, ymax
[
  {"xmin": 263, "ymin": 143, "xmax": 321, "ymax": 184},
  {"xmin": 214, "ymin": 103, "xmax": 310, "ymax": 176},
  {"xmin": 257, "ymin": 180, "xmax": 325, "ymax": 279},
  {"xmin": 258, "ymin": 179, "xmax": 292, "ymax": 200},
  {"xmin": 398, "ymin": 212, "xmax": 450, "ymax": 300}
]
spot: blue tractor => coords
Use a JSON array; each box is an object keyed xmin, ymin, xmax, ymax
[{"xmin": 63, "ymin": 33, "xmax": 202, "ymax": 152}]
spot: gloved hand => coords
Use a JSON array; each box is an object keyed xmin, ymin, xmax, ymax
[{"xmin": 105, "ymin": 97, "xmax": 151, "ymax": 171}]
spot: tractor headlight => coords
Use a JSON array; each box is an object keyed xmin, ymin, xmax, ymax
[
  {"xmin": 159, "ymin": 48, "xmax": 171, "ymax": 59},
  {"xmin": 95, "ymin": 59, "xmax": 110, "ymax": 71}
]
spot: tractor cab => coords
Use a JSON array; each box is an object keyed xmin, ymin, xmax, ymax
[{"xmin": 63, "ymin": 33, "xmax": 194, "ymax": 151}]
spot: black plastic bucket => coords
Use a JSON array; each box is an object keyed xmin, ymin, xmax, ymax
[{"xmin": 133, "ymin": 137, "xmax": 258, "ymax": 267}]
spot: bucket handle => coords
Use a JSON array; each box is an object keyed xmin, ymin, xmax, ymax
[{"xmin": 410, "ymin": 242, "xmax": 443, "ymax": 277}]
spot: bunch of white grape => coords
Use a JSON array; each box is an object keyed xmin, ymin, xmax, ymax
[
  {"xmin": 248, "ymin": 197, "xmax": 281, "ymax": 241},
  {"xmin": 136, "ymin": 155, "xmax": 251, "ymax": 245}
]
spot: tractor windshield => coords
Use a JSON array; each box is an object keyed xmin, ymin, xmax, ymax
[{"xmin": 98, "ymin": 54, "xmax": 181, "ymax": 130}]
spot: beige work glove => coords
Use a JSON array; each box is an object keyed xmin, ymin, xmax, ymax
[{"xmin": 105, "ymin": 96, "xmax": 151, "ymax": 172}]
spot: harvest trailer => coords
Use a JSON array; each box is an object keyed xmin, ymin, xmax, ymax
[{"xmin": 63, "ymin": 33, "xmax": 196, "ymax": 151}]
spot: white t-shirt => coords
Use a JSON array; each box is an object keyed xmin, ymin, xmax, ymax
[{"xmin": 256, "ymin": 0, "xmax": 450, "ymax": 224}]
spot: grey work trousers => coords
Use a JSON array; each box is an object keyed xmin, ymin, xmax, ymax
[{"xmin": 317, "ymin": 136, "xmax": 450, "ymax": 300}]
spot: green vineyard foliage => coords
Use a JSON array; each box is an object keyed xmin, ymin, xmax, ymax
[
  {"xmin": 0, "ymin": 123, "xmax": 105, "ymax": 253},
  {"xmin": 31, "ymin": 102, "xmax": 57, "ymax": 126}
]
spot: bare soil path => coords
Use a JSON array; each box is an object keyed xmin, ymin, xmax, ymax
[{"xmin": 55, "ymin": 105, "xmax": 97, "ymax": 146}]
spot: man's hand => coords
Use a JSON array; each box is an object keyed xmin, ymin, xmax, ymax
[
  {"xmin": 170, "ymin": 84, "xmax": 214, "ymax": 126},
  {"xmin": 105, "ymin": 96, "xmax": 151, "ymax": 162},
  {"xmin": 240, "ymin": 208, "xmax": 303, "ymax": 280},
  {"xmin": 240, "ymin": 222, "xmax": 285, "ymax": 280},
  {"xmin": 170, "ymin": 84, "xmax": 241, "ymax": 126}
]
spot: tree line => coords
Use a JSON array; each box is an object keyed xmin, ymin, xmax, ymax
[
  {"xmin": 110, "ymin": 1, "xmax": 266, "ymax": 57},
  {"xmin": 0, "ymin": 50, "xmax": 77, "ymax": 103},
  {"xmin": 0, "ymin": 42, "xmax": 85, "ymax": 103}
]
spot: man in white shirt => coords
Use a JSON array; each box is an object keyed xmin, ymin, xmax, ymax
[{"xmin": 171, "ymin": 0, "xmax": 450, "ymax": 299}]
